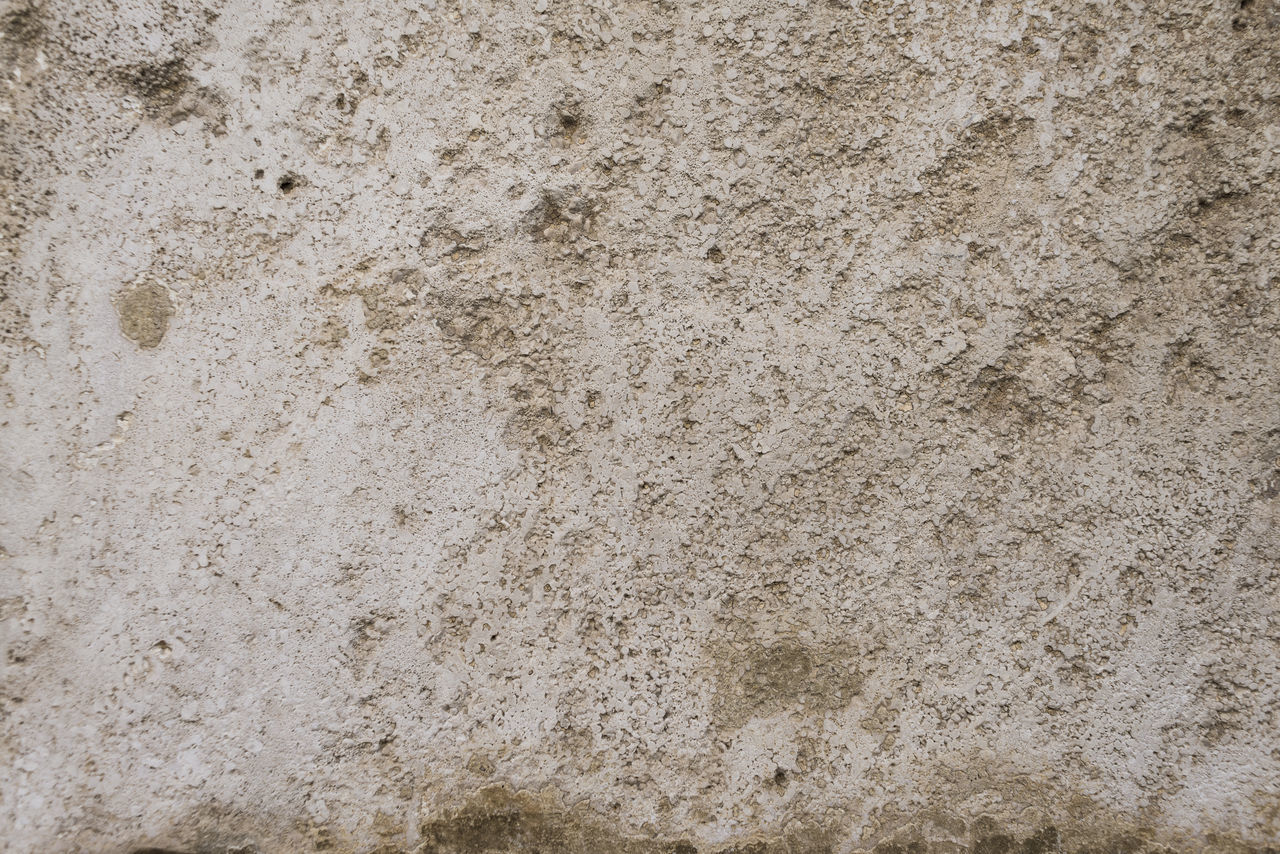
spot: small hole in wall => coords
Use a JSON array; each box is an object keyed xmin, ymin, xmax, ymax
[
  {"xmin": 253, "ymin": 168, "xmax": 264, "ymax": 179},
  {"xmin": 773, "ymin": 767, "xmax": 788, "ymax": 785},
  {"xmin": 277, "ymin": 175, "xmax": 297, "ymax": 193}
]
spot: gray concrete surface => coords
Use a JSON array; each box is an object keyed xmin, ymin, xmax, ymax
[{"xmin": 1, "ymin": 0, "xmax": 1278, "ymax": 851}]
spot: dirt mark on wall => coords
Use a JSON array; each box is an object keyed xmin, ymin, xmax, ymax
[
  {"xmin": 114, "ymin": 280, "xmax": 174, "ymax": 349},
  {"xmin": 124, "ymin": 779, "xmax": 1280, "ymax": 854}
]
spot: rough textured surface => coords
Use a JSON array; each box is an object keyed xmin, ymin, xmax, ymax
[{"xmin": 1, "ymin": 0, "xmax": 1278, "ymax": 851}]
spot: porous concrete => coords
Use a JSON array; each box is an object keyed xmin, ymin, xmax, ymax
[{"xmin": 1, "ymin": 0, "xmax": 1279, "ymax": 851}]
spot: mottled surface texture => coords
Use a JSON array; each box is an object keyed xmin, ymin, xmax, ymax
[{"xmin": 1, "ymin": 0, "xmax": 1278, "ymax": 851}]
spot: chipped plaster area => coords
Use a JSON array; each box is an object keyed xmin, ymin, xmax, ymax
[{"xmin": 1, "ymin": 0, "xmax": 1279, "ymax": 851}]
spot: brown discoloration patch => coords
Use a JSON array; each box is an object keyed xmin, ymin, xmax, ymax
[
  {"xmin": 116, "ymin": 57, "xmax": 228, "ymax": 131},
  {"xmin": 711, "ymin": 637, "xmax": 862, "ymax": 730},
  {"xmin": 866, "ymin": 818, "xmax": 1274, "ymax": 854},
  {"xmin": 539, "ymin": 94, "xmax": 586, "ymax": 148},
  {"xmin": 314, "ymin": 314, "xmax": 350, "ymax": 347},
  {"xmin": 417, "ymin": 783, "xmax": 1275, "ymax": 854},
  {"xmin": 419, "ymin": 785, "xmax": 834, "ymax": 854},
  {"xmin": 0, "ymin": 2, "xmax": 43, "ymax": 68},
  {"xmin": 318, "ymin": 265, "xmax": 422, "ymax": 352},
  {"xmin": 524, "ymin": 188, "xmax": 603, "ymax": 248},
  {"xmin": 424, "ymin": 291, "xmax": 524, "ymax": 361},
  {"xmin": 121, "ymin": 58, "xmax": 195, "ymax": 114},
  {"xmin": 418, "ymin": 785, "xmax": 695, "ymax": 854},
  {"xmin": 114, "ymin": 280, "xmax": 173, "ymax": 348},
  {"xmin": 119, "ymin": 779, "xmax": 1280, "ymax": 854},
  {"xmin": 716, "ymin": 825, "xmax": 838, "ymax": 854},
  {"xmin": 859, "ymin": 769, "xmax": 1280, "ymax": 854},
  {"xmin": 120, "ymin": 799, "xmax": 351, "ymax": 853}
]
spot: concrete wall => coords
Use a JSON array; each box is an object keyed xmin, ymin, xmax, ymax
[{"xmin": 1, "ymin": 0, "xmax": 1278, "ymax": 850}]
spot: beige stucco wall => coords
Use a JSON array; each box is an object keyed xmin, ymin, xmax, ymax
[{"xmin": 2, "ymin": 0, "xmax": 1278, "ymax": 851}]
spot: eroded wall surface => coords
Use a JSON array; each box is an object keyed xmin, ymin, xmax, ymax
[{"xmin": 2, "ymin": 0, "xmax": 1279, "ymax": 851}]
